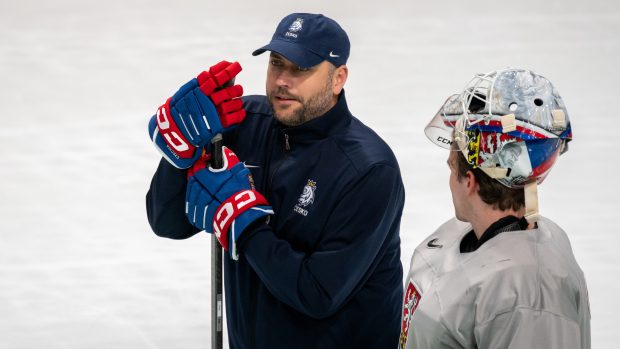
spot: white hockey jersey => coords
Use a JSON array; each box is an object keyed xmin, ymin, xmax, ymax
[{"xmin": 400, "ymin": 217, "xmax": 590, "ymax": 349}]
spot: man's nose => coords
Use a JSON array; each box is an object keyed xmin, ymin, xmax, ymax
[{"xmin": 274, "ymin": 70, "xmax": 293, "ymax": 89}]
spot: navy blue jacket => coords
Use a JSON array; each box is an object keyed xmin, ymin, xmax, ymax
[{"xmin": 146, "ymin": 92, "xmax": 405, "ymax": 348}]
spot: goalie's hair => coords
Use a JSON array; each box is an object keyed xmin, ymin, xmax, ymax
[{"xmin": 451, "ymin": 143, "xmax": 525, "ymax": 211}]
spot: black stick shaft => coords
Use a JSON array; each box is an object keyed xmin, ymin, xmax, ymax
[{"xmin": 210, "ymin": 133, "xmax": 223, "ymax": 349}]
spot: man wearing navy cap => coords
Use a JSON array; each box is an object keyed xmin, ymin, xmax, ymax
[{"xmin": 146, "ymin": 13, "xmax": 404, "ymax": 348}]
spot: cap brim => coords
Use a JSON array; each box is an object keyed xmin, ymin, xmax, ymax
[{"xmin": 252, "ymin": 40, "xmax": 324, "ymax": 69}]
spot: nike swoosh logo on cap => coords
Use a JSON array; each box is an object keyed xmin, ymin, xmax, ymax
[{"xmin": 329, "ymin": 51, "xmax": 340, "ymax": 58}]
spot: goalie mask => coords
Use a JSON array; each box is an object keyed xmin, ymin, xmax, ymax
[
  {"xmin": 425, "ymin": 68, "xmax": 572, "ymax": 188},
  {"xmin": 424, "ymin": 68, "xmax": 573, "ymax": 222}
]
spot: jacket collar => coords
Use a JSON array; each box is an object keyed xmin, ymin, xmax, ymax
[{"xmin": 276, "ymin": 90, "xmax": 352, "ymax": 143}]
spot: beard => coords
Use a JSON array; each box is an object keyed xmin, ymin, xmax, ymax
[{"xmin": 267, "ymin": 72, "xmax": 335, "ymax": 127}]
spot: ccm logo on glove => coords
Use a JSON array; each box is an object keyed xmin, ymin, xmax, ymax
[
  {"xmin": 214, "ymin": 190, "xmax": 268, "ymax": 242},
  {"xmin": 157, "ymin": 98, "xmax": 191, "ymax": 156}
]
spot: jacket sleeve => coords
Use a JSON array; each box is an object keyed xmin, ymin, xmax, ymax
[
  {"xmin": 239, "ymin": 164, "xmax": 404, "ymax": 319},
  {"xmin": 146, "ymin": 158, "xmax": 199, "ymax": 239},
  {"xmin": 474, "ymin": 307, "xmax": 590, "ymax": 349}
]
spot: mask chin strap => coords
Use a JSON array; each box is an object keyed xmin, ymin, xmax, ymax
[
  {"xmin": 524, "ymin": 181, "xmax": 540, "ymax": 223},
  {"xmin": 480, "ymin": 167, "xmax": 508, "ymax": 179}
]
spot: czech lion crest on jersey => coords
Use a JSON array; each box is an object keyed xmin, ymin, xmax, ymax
[{"xmin": 399, "ymin": 279, "xmax": 421, "ymax": 349}]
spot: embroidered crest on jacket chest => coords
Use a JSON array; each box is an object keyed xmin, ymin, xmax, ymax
[{"xmin": 293, "ymin": 179, "xmax": 317, "ymax": 216}]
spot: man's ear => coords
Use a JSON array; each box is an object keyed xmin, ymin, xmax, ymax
[
  {"xmin": 332, "ymin": 65, "xmax": 348, "ymax": 95},
  {"xmin": 465, "ymin": 171, "xmax": 478, "ymax": 196}
]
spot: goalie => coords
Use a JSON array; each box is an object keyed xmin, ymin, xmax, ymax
[{"xmin": 400, "ymin": 69, "xmax": 591, "ymax": 349}]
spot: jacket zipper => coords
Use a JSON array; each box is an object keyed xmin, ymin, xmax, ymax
[{"xmin": 268, "ymin": 130, "xmax": 291, "ymax": 195}]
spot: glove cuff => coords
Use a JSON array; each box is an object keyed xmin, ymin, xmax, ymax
[
  {"xmin": 230, "ymin": 206, "xmax": 272, "ymax": 260},
  {"xmin": 149, "ymin": 114, "xmax": 200, "ymax": 169},
  {"xmin": 213, "ymin": 190, "xmax": 271, "ymax": 253}
]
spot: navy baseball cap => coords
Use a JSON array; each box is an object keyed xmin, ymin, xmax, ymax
[{"xmin": 252, "ymin": 13, "xmax": 350, "ymax": 69}]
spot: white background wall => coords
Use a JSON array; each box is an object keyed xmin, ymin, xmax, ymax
[{"xmin": 1, "ymin": 0, "xmax": 617, "ymax": 347}]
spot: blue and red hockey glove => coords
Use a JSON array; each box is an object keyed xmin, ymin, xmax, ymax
[
  {"xmin": 148, "ymin": 60, "xmax": 246, "ymax": 169},
  {"xmin": 186, "ymin": 147, "xmax": 273, "ymax": 260}
]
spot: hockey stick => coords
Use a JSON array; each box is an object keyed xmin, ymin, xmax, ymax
[
  {"xmin": 210, "ymin": 133, "xmax": 224, "ymax": 349},
  {"xmin": 210, "ymin": 72, "xmax": 238, "ymax": 349}
]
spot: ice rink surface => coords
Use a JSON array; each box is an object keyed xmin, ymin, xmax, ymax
[{"xmin": 1, "ymin": 0, "xmax": 618, "ymax": 347}]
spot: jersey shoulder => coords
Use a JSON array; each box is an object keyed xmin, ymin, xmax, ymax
[
  {"xmin": 414, "ymin": 218, "xmax": 471, "ymax": 256},
  {"xmin": 469, "ymin": 218, "xmax": 588, "ymax": 324},
  {"xmin": 337, "ymin": 116, "xmax": 400, "ymax": 171},
  {"xmin": 406, "ymin": 218, "xmax": 471, "ymax": 281}
]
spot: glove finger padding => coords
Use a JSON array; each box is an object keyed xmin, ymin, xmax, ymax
[
  {"xmin": 168, "ymin": 103, "xmax": 196, "ymax": 144},
  {"xmin": 185, "ymin": 178, "xmax": 203, "ymax": 227},
  {"xmin": 186, "ymin": 177, "xmax": 220, "ymax": 232},
  {"xmin": 198, "ymin": 64, "xmax": 247, "ymax": 130},
  {"xmin": 210, "ymin": 84, "xmax": 243, "ymax": 105},
  {"xmin": 177, "ymin": 90, "xmax": 220, "ymax": 145},
  {"xmin": 210, "ymin": 61, "xmax": 242, "ymax": 87},
  {"xmin": 218, "ymin": 98, "xmax": 244, "ymax": 116},
  {"xmin": 168, "ymin": 81, "xmax": 220, "ymax": 148},
  {"xmin": 212, "ymin": 61, "xmax": 242, "ymax": 85},
  {"xmin": 192, "ymin": 89, "xmax": 224, "ymax": 135},
  {"xmin": 221, "ymin": 109, "xmax": 247, "ymax": 129},
  {"xmin": 197, "ymin": 61, "xmax": 242, "ymax": 96}
]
